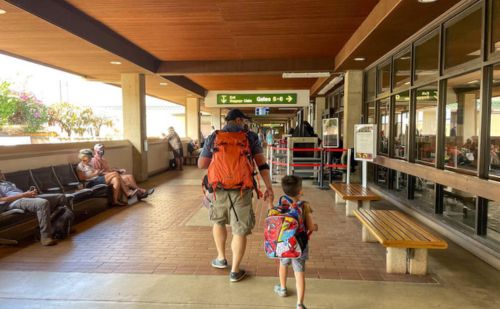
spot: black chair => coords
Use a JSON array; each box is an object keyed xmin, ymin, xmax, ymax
[
  {"xmin": 53, "ymin": 164, "xmax": 81, "ymax": 192},
  {"xmin": 4, "ymin": 170, "xmax": 37, "ymax": 192},
  {"xmin": 0, "ymin": 208, "xmax": 25, "ymax": 245},
  {"xmin": 30, "ymin": 167, "xmax": 63, "ymax": 194}
]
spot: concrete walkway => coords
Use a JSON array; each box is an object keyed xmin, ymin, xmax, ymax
[{"xmin": 0, "ymin": 167, "xmax": 499, "ymax": 308}]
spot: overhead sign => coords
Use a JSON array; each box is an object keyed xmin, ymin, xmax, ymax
[
  {"xmin": 217, "ymin": 93, "xmax": 297, "ymax": 105},
  {"xmin": 354, "ymin": 124, "xmax": 377, "ymax": 162}
]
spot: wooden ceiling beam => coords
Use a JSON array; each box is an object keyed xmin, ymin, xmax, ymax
[
  {"xmin": 161, "ymin": 76, "xmax": 207, "ymax": 98},
  {"xmin": 157, "ymin": 58, "xmax": 334, "ymax": 75},
  {"xmin": 5, "ymin": 0, "xmax": 160, "ymax": 73}
]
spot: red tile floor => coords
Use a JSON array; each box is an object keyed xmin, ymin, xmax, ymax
[{"xmin": 0, "ymin": 167, "xmax": 435, "ymax": 283}]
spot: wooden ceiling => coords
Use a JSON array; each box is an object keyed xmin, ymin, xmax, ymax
[
  {"xmin": 65, "ymin": 0, "xmax": 379, "ymax": 61},
  {"xmin": 0, "ymin": 0, "xmax": 465, "ymax": 105}
]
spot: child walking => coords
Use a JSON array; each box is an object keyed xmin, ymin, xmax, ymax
[{"xmin": 274, "ymin": 175, "xmax": 318, "ymax": 309}]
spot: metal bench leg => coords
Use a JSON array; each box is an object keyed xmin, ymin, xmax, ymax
[
  {"xmin": 386, "ymin": 248, "xmax": 407, "ymax": 274},
  {"xmin": 362, "ymin": 226, "xmax": 377, "ymax": 243},
  {"xmin": 335, "ymin": 193, "xmax": 345, "ymax": 204},
  {"xmin": 345, "ymin": 200, "xmax": 357, "ymax": 217},
  {"xmin": 409, "ymin": 248, "xmax": 428, "ymax": 275}
]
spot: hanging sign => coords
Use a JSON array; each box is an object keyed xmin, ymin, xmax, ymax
[{"xmin": 216, "ymin": 93, "xmax": 297, "ymax": 105}]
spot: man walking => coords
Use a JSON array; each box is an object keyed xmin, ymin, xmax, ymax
[
  {"xmin": 0, "ymin": 170, "xmax": 69, "ymax": 246},
  {"xmin": 198, "ymin": 108, "xmax": 274, "ymax": 282}
]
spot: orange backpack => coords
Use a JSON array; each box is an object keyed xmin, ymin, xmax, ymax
[{"xmin": 207, "ymin": 131, "xmax": 255, "ymax": 191}]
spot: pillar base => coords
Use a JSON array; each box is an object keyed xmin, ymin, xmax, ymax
[
  {"xmin": 335, "ymin": 194, "xmax": 345, "ymax": 204},
  {"xmin": 346, "ymin": 200, "xmax": 357, "ymax": 217},
  {"xmin": 386, "ymin": 248, "xmax": 428, "ymax": 275},
  {"xmin": 362, "ymin": 226, "xmax": 378, "ymax": 243},
  {"xmin": 361, "ymin": 200, "xmax": 371, "ymax": 210}
]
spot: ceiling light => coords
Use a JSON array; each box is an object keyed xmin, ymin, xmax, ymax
[
  {"xmin": 400, "ymin": 56, "xmax": 411, "ymax": 60},
  {"xmin": 354, "ymin": 57, "xmax": 365, "ymax": 61},
  {"xmin": 404, "ymin": 82, "xmax": 411, "ymax": 85},
  {"xmin": 282, "ymin": 72, "xmax": 331, "ymax": 79},
  {"xmin": 467, "ymin": 80, "xmax": 479, "ymax": 84},
  {"xmin": 110, "ymin": 61, "xmax": 122, "ymax": 65},
  {"xmin": 418, "ymin": 0, "xmax": 438, "ymax": 3},
  {"xmin": 318, "ymin": 74, "xmax": 344, "ymax": 95},
  {"xmin": 159, "ymin": 82, "xmax": 168, "ymax": 86},
  {"xmin": 0, "ymin": 9, "xmax": 6, "ymax": 15}
]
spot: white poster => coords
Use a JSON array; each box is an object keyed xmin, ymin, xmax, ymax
[
  {"xmin": 322, "ymin": 118, "xmax": 339, "ymax": 148},
  {"xmin": 354, "ymin": 124, "xmax": 377, "ymax": 161}
]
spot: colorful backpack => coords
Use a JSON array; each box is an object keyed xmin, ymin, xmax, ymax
[
  {"xmin": 207, "ymin": 131, "xmax": 255, "ymax": 191},
  {"xmin": 264, "ymin": 195, "xmax": 308, "ymax": 259}
]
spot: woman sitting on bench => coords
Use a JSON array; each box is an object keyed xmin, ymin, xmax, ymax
[
  {"xmin": 91, "ymin": 144, "xmax": 154, "ymax": 199},
  {"xmin": 76, "ymin": 149, "xmax": 136, "ymax": 206}
]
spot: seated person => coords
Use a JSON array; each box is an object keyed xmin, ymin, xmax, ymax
[
  {"xmin": 76, "ymin": 149, "xmax": 136, "ymax": 206},
  {"xmin": 491, "ymin": 145, "xmax": 500, "ymax": 167},
  {"xmin": 91, "ymin": 144, "xmax": 154, "ymax": 199},
  {"xmin": 0, "ymin": 170, "xmax": 68, "ymax": 246},
  {"xmin": 187, "ymin": 139, "xmax": 202, "ymax": 157}
]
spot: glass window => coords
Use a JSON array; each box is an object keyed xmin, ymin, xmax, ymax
[
  {"xmin": 490, "ymin": 64, "xmax": 500, "ymax": 178},
  {"xmin": 415, "ymin": 83, "xmax": 438, "ymax": 164},
  {"xmin": 414, "ymin": 30, "xmax": 439, "ymax": 83},
  {"xmin": 391, "ymin": 171, "xmax": 408, "ymax": 199},
  {"xmin": 378, "ymin": 98, "xmax": 390, "ymax": 154},
  {"xmin": 367, "ymin": 101, "xmax": 375, "ymax": 124},
  {"xmin": 492, "ymin": 0, "xmax": 500, "ymax": 53},
  {"xmin": 377, "ymin": 61, "xmax": 391, "ymax": 94},
  {"xmin": 444, "ymin": 5, "xmax": 482, "ymax": 69},
  {"xmin": 487, "ymin": 200, "xmax": 500, "ymax": 245},
  {"xmin": 393, "ymin": 48, "xmax": 411, "ymax": 89},
  {"xmin": 375, "ymin": 165, "xmax": 389, "ymax": 188},
  {"xmin": 443, "ymin": 185, "xmax": 476, "ymax": 231},
  {"xmin": 394, "ymin": 91, "xmax": 410, "ymax": 159},
  {"xmin": 365, "ymin": 68, "xmax": 376, "ymax": 100},
  {"xmin": 444, "ymin": 70, "xmax": 481, "ymax": 173},
  {"xmin": 413, "ymin": 178, "xmax": 435, "ymax": 213}
]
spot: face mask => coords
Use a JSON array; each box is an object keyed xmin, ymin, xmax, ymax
[{"xmin": 97, "ymin": 150, "xmax": 105, "ymax": 156}]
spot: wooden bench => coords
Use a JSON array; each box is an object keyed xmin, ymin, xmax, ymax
[
  {"xmin": 353, "ymin": 209, "xmax": 448, "ymax": 275},
  {"xmin": 329, "ymin": 183, "xmax": 381, "ymax": 217}
]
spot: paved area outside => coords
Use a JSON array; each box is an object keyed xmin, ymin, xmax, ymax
[{"xmin": 0, "ymin": 167, "xmax": 499, "ymax": 308}]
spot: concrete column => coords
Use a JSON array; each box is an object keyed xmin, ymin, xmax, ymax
[
  {"xmin": 314, "ymin": 96, "xmax": 326, "ymax": 136},
  {"xmin": 121, "ymin": 73, "xmax": 148, "ymax": 182},
  {"xmin": 209, "ymin": 107, "xmax": 221, "ymax": 130},
  {"xmin": 343, "ymin": 70, "xmax": 363, "ymax": 149},
  {"xmin": 186, "ymin": 97, "xmax": 200, "ymax": 140}
]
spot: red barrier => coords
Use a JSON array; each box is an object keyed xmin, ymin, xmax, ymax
[
  {"xmin": 325, "ymin": 164, "xmax": 347, "ymax": 168},
  {"xmin": 271, "ymin": 147, "xmax": 288, "ymax": 151},
  {"xmin": 271, "ymin": 161, "xmax": 287, "ymax": 166},
  {"xmin": 323, "ymin": 148, "xmax": 348, "ymax": 152},
  {"xmin": 290, "ymin": 148, "xmax": 322, "ymax": 152}
]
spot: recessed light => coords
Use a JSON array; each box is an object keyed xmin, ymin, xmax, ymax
[
  {"xmin": 418, "ymin": 0, "xmax": 438, "ymax": 3},
  {"xmin": 0, "ymin": 9, "xmax": 6, "ymax": 15},
  {"xmin": 110, "ymin": 61, "xmax": 122, "ymax": 65},
  {"xmin": 282, "ymin": 72, "xmax": 331, "ymax": 78},
  {"xmin": 354, "ymin": 57, "xmax": 365, "ymax": 61},
  {"xmin": 160, "ymin": 82, "xmax": 168, "ymax": 86},
  {"xmin": 404, "ymin": 82, "xmax": 411, "ymax": 85},
  {"xmin": 400, "ymin": 56, "xmax": 411, "ymax": 60}
]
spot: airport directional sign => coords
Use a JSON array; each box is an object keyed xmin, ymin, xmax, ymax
[{"xmin": 217, "ymin": 93, "xmax": 297, "ymax": 105}]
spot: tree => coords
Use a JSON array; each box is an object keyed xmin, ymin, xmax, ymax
[
  {"xmin": 0, "ymin": 81, "xmax": 18, "ymax": 126},
  {"xmin": 90, "ymin": 115, "xmax": 113, "ymax": 137},
  {"xmin": 48, "ymin": 102, "xmax": 82, "ymax": 137}
]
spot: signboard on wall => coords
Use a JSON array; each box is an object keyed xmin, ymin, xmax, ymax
[
  {"xmin": 322, "ymin": 118, "xmax": 339, "ymax": 148},
  {"xmin": 217, "ymin": 93, "xmax": 297, "ymax": 105},
  {"xmin": 354, "ymin": 124, "xmax": 377, "ymax": 161}
]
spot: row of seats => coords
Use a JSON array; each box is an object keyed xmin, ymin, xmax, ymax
[{"xmin": 0, "ymin": 164, "xmax": 112, "ymax": 244}]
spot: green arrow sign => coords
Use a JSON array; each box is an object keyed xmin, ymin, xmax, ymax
[{"xmin": 217, "ymin": 93, "xmax": 297, "ymax": 105}]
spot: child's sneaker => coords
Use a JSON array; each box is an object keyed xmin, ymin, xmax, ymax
[{"xmin": 273, "ymin": 284, "xmax": 287, "ymax": 297}]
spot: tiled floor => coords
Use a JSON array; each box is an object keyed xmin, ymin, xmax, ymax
[{"xmin": 0, "ymin": 167, "xmax": 436, "ymax": 283}]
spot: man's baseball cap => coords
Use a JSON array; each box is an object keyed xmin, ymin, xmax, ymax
[{"xmin": 225, "ymin": 108, "xmax": 251, "ymax": 121}]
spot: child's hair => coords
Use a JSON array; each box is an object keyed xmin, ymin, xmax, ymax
[{"xmin": 281, "ymin": 175, "xmax": 302, "ymax": 197}]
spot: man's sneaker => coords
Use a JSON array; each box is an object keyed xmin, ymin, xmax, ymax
[
  {"xmin": 41, "ymin": 237, "xmax": 57, "ymax": 246},
  {"xmin": 211, "ymin": 258, "xmax": 228, "ymax": 269},
  {"xmin": 274, "ymin": 284, "xmax": 287, "ymax": 297},
  {"xmin": 229, "ymin": 270, "xmax": 246, "ymax": 282}
]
